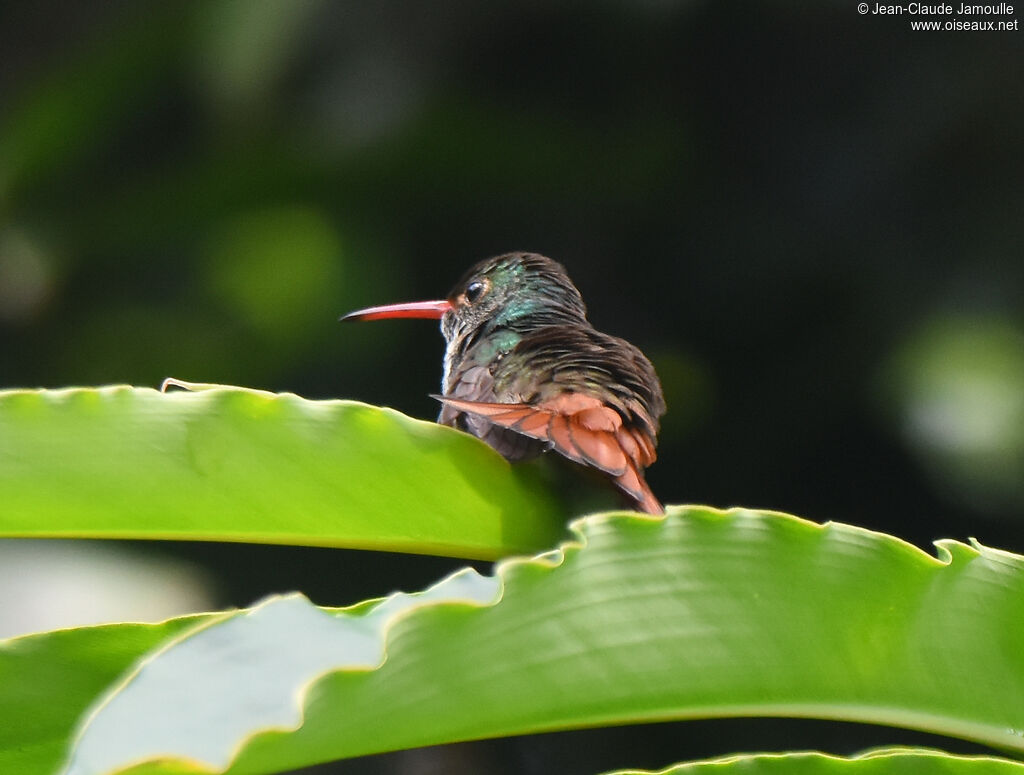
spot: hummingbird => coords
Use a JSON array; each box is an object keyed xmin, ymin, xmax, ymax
[{"xmin": 341, "ymin": 252, "xmax": 666, "ymax": 514}]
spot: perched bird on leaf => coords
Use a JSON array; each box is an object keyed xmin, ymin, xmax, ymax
[{"xmin": 342, "ymin": 252, "xmax": 665, "ymax": 514}]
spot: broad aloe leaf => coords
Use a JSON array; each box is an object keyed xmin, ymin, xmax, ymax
[
  {"xmin": 18, "ymin": 508, "xmax": 1021, "ymax": 775},
  {"xmin": 608, "ymin": 749, "xmax": 1024, "ymax": 774},
  {"xmin": 0, "ymin": 386, "xmax": 563, "ymax": 559}
]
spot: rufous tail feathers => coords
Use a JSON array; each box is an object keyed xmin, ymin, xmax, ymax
[{"xmin": 433, "ymin": 393, "xmax": 663, "ymax": 515}]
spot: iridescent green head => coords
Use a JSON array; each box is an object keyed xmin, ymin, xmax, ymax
[{"xmin": 441, "ymin": 252, "xmax": 587, "ymax": 342}]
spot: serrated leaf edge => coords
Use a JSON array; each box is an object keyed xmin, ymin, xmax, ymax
[{"xmin": 59, "ymin": 506, "xmax": 1023, "ymax": 775}]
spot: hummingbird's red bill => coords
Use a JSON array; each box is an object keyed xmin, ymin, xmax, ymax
[{"xmin": 339, "ymin": 300, "xmax": 452, "ymax": 322}]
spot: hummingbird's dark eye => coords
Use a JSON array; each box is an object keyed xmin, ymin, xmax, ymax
[{"xmin": 465, "ymin": 280, "xmax": 486, "ymax": 303}]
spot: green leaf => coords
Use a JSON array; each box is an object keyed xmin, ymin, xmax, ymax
[
  {"xmin": 607, "ymin": 749, "xmax": 1024, "ymax": 774},
  {"xmin": 0, "ymin": 617, "xmax": 202, "ymax": 775},
  {"xmin": 0, "ymin": 386, "xmax": 563, "ymax": 559},
  {"xmin": 30, "ymin": 508, "xmax": 1024, "ymax": 775}
]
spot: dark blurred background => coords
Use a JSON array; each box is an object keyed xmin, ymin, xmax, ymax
[{"xmin": 1, "ymin": 1, "xmax": 1022, "ymax": 772}]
